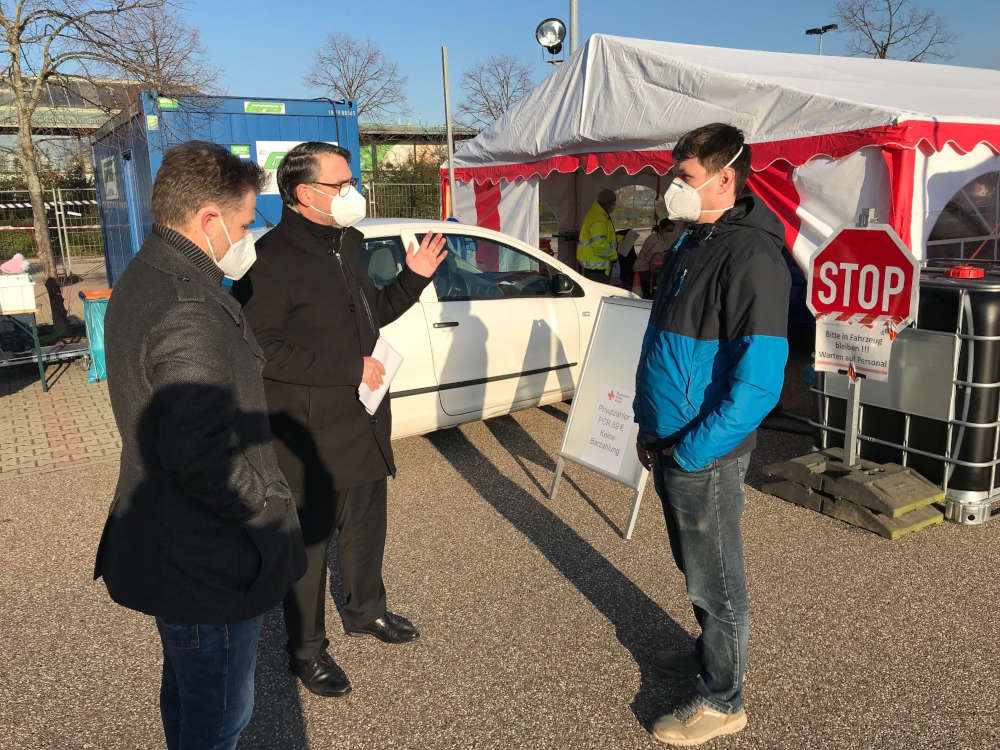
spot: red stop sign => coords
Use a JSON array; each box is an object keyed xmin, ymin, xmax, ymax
[{"xmin": 806, "ymin": 224, "xmax": 919, "ymax": 324}]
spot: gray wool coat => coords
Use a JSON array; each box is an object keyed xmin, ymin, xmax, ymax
[{"xmin": 94, "ymin": 228, "xmax": 306, "ymax": 624}]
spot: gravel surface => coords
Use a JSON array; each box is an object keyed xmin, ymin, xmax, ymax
[{"xmin": 2, "ymin": 360, "xmax": 999, "ymax": 749}]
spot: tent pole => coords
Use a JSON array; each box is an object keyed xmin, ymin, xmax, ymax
[
  {"xmin": 654, "ymin": 174, "xmax": 661, "ymax": 223},
  {"xmin": 442, "ymin": 46, "xmax": 457, "ymax": 218}
]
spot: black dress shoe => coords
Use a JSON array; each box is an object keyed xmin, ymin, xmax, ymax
[
  {"xmin": 345, "ymin": 611, "xmax": 419, "ymax": 644},
  {"xmin": 290, "ymin": 651, "xmax": 352, "ymax": 697}
]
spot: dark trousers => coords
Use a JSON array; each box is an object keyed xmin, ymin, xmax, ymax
[
  {"xmin": 639, "ymin": 271, "xmax": 653, "ymax": 299},
  {"xmin": 156, "ymin": 614, "xmax": 263, "ymax": 750},
  {"xmin": 283, "ymin": 479, "xmax": 388, "ymax": 659},
  {"xmin": 581, "ymin": 268, "xmax": 610, "ymax": 283},
  {"xmin": 618, "ymin": 252, "xmax": 635, "ymax": 290},
  {"xmin": 651, "ymin": 451, "xmax": 751, "ymax": 714}
]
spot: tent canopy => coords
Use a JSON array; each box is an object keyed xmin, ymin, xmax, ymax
[{"xmin": 451, "ymin": 34, "xmax": 1000, "ymax": 183}]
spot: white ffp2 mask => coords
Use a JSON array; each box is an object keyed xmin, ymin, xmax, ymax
[
  {"xmin": 205, "ymin": 220, "xmax": 257, "ymax": 281},
  {"xmin": 310, "ymin": 184, "xmax": 367, "ymax": 227},
  {"xmin": 663, "ymin": 145, "xmax": 744, "ymax": 222}
]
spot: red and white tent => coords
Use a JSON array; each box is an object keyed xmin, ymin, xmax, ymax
[{"xmin": 442, "ymin": 34, "xmax": 1000, "ymax": 269}]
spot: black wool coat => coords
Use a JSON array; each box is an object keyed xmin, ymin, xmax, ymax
[
  {"xmin": 95, "ymin": 230, "xmax": 306, "ymax": 625},
  {"xmin": 233, "ymin": 206, "xmax": 430, "ymax": 494}
]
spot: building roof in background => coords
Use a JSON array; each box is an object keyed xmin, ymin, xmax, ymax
[
  {"xmin": 360, "ymin": 122, "xmax": 477, "ymax": 145},
  {"xmin": 0, "ymin": 76, "xmax": 136, "ymax": 132}
]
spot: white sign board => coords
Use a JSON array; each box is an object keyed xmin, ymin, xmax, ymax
[
  {"xmin": 101, "ymin": 157, "xmax": 118, "ymax": 200},
  {"xmin": 814, "ymin": 317, "xmax": 893, "ymax": 382},
  {"xmin": 552, "ymin": 296, "xmax": 652, "ymax": 539},
  {"xmin": 255, "ymin": 140, "xmax": 338, "ymax": 195},
  {"xmin": 580, "ymin": 385, "xmax": 635, "ymax": 475}
]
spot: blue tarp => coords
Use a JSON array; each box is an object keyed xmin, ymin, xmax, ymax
[{"xmin": 82, "ymin": 295, "xmax": 109, "ymax": 383}]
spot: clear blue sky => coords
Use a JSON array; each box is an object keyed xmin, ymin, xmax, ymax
[{"xmin": 188, "ymin": 0, "xmax": 1000, "ymax": 125}]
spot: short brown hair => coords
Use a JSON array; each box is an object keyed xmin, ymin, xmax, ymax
[
  {"xmin": 151, "ymin": 141, "xmax": 265, "ymax": 226},
  {"xmin": 672, "ymin": 123, "xmax": 752, "ymax": 196}
]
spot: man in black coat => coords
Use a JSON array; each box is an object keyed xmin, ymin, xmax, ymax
[
  {"xmin": 95, "ymin": 141, "xmax": 306, "ymax": 749},
  {"xmin": 234, "ymin": 141, "xmax": 446, "ymax": 697}
]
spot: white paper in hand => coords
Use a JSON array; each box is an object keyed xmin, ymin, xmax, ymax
[
  {"xmin": 619, "ymin": 228, "xmax": 640, "ymax": 256},
  {"xmin": 358, "ymin": 337, "xmax": 403, "ymax": 415}
]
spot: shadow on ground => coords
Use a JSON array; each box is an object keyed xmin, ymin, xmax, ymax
[
  {"xmin": 238, "ymin": 607, "xmax": 310, "ymax": 750},
  {"xmin": 428, "ymin": 420, "xmax": 692, "ymax": 729}
]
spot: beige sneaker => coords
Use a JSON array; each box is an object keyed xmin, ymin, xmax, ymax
[{"xmin": 652, "ymin": 702, "xmax": 748, "ymax": 746}]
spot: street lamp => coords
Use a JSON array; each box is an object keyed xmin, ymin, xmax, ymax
[{"xmin": 805, "ymin": 23, "xmax": 838, "ymax": 55}]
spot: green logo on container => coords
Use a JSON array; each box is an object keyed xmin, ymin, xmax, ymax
[
  {"xmin": 146, "ymin": 115, "xmax": 159, "ymax": 131},
  {"xmin": 230, "ymin": 144, "xmax": 251, "ymax": 158},
  {"xmin": 244, "ymin": 101, "xmax": 285, "ymax": 114},
  {"xmin": 263, "ymin": 152, "xmax": 287, "ymax": 169},
  {"xmin": 157, "ymin": 97, "xmax": 179, "ymax": 109}
]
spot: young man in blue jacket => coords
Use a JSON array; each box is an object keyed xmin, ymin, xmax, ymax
[{"xmin": 634, "ymin": 123, "xmax": 790, "ymax": 746}]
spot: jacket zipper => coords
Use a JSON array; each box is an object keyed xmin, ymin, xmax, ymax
[
  {"xmin": 330, "ymin": 234, "xmax": 377, "ymax": 338},
  {"xmin": 329, "ymin": 232, "xmax": 393, "ymax": 475}
]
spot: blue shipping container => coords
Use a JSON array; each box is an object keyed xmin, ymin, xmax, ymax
[{"xmin": 91, "ymin": 91, "xmax": 360, "ymax": 286}]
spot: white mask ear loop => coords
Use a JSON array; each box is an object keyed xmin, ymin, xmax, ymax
[
  {"xmin": 698, "ymin": 145, "xmax": 744, "ymax": 215},
  {"xmin": 307, "ymin": 185, "xmax": 335, "ymax": 217},
  {"xmin": 204, "ymin": 215, "xmax": 228, "ymax": 260}
]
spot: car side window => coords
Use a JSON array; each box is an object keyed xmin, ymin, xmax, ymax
[
  {"xmin": 360, "ymin": 236, "xmax": 407, "ymax": 288},
  {"xmin": 420, "ymin": 233, "xmax": 558, "ymax": 301}
]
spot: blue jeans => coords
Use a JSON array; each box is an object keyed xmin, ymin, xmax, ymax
[
  {"xmin": 155, "ymin": 615, "xmax": 263, "ymax": 750},
  {"xmin": 652, "ymin": 451, "xmax": 750, "ymax": 714}
]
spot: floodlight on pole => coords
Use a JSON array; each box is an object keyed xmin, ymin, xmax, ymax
[
  {"xmin": 805, "ymin": 23, "xmax": 838, "ymax": 55},
  {"xmin": 536, "ymin": 17, "xmax": 567, "ymax": 63}
]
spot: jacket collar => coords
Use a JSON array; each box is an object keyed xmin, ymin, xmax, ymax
[
  {"xmin": 135, "ymin": 231, "xmax": 243, "ymax": 322},
  {"xmin": 152, "ymin": 224, "xmax": 224, "ymax": 285},
  {"xmin": 278, "ymin": 203, "xmax": 345, "ymax": 255}
]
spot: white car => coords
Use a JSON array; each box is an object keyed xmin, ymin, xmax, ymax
[{"xmin": 256, "ymin": 219, "xmax": 632, "ymax": 439}]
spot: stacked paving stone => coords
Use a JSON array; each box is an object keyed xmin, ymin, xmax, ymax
[
  {"xmin": 764, "ymin": 448, "xmax": 944, "ymax": 539},
  {"xmin": 0, "ymin": 364, "xmax": 121, "ymax": 476}
]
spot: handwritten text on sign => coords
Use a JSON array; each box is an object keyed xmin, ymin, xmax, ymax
[
  {"xmin": 581, "ymin": 386, "xmax": 635, "ymax": 476},
  {"xmin": 814, "ymin": 318, "xmax": 893, "ymax": 382}
]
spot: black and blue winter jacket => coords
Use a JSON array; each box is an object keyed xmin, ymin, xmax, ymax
[{"xmin": 634, "ymin": 195, "xmax": 790, "ymax": 471}]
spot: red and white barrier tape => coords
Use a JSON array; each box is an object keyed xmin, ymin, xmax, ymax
[
  {"xmin": 817, "ymin": 312, "xmax": 906, "ymax": 337},
  {"xmin": 0, "ymin": 199, "xmax": 98, "ymax": 209},
  {"xmin": 0, "ymin": 224, "xmax": 101, "ymax": 231}
]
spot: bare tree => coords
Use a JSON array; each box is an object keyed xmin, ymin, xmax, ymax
[
  {"xmin": 101, "ymin": 5, "xmax": 220, "ymax": 95},
  {"xmin": 457, "ymin": 56, "xmax": 533, "ymax": 130},
  {"xmin": 836, "ymin": 0, "xmax": 956, "ymax": 61},
  {"xmin": 306, "ymin": 34, "xmax": 408, "ymax": 122},
  {"xmin": 457, "ymin": 55, "xmax": 534, "ymax": 129},
  {"xmin": 0, "ymin": 1, "xmax": 217, "ymax": 333}
]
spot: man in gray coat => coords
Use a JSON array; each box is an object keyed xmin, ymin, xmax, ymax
[{"xmin": 95, "ymin": 141, "xmax": 306, "ymax": 750}]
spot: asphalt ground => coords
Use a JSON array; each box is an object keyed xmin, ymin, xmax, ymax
[{"xmin": 2, "ymin": 356, "xmax": 999, "ymax": 749}]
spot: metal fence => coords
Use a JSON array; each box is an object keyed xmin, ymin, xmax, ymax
[
  {"xmin": 0, "ymin": 187, "xmax": 102, "ymax": 274},
  {"xmin": 926, "ymin": 234, "xmax": 1000, "ymax": 262},
  {"xmin": 364, "ymin": 182, "xmax": 440, "ymax": 219},
  {"xmin": 610, "ymin": 185, "xmax": 657, "ymax": 230}
]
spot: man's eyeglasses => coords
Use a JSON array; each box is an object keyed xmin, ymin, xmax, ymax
[{"xmin": 313, "ymin": 177, "xmax": 359, "ymax": 197}]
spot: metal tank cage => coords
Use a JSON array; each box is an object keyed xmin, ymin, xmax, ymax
[{"xmin": 811, "ymin": 268, "xmax": 1000, "ymax": 526}]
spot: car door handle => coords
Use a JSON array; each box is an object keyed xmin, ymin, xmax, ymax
[{"xmin": 433, "ymin": 321, "xmax": 460, "ymax": 328}]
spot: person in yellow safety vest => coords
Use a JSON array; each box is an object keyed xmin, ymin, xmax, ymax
[{"xmin": 577, "ymin": 189, "xmax": 618, "ymax": 282}]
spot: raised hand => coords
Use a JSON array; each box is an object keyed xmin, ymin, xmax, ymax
[{"xmin": 406, "ymin": 233, "xmax": 448, "ymax": 278}]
